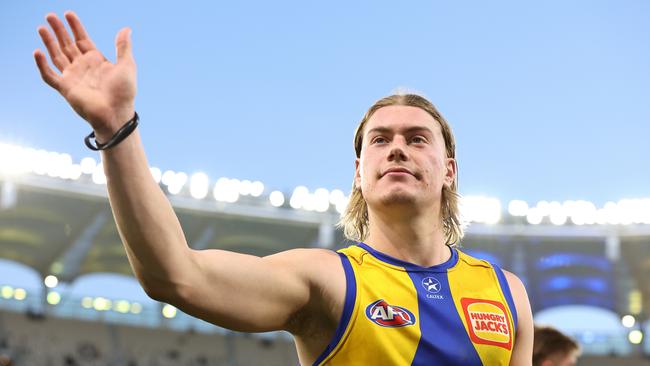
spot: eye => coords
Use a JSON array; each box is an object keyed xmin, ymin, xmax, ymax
[
  {"xmin": 411, "ymin": 135, "xmax": 427, "ymax": 144},
  {"xmin": 371, "ymin": 136, "xmax": 388, "ymax": 144}
]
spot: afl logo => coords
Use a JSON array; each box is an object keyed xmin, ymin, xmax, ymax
[
  {"xmin": 422, "ymin": 277, "xmax": 441, "ymax": 294},
  {"xmin": 365, "ymin": 299, "xmax": 416, "ymax": 327}
]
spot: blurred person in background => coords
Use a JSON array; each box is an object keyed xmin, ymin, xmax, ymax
[
  {"xmin": 34, "ymin": 11, "xmax": 533, "ymax": 365},
  {"xmin": 533, "ymin": 325, "xmax": 580, "ymax": 366},
  {"xmin": 0, "ymin": 353, "xmax": 12, "ymax": 366}
]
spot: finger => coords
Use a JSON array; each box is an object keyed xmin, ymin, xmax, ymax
[
  {"xmin": 46, "ymin": 13, "xmax": 82, "ymax": 62},
  {"xmin": 64, "ymin": 11, "xmax": 97, "ymax": 54},
  {"xmin": 34, "ymin": 49, "xmax": 62, "ymax": 90},
  {"xmin": 115, "ymin": 27, "xmax": 133, "ymax": 65},
  {"xmin": 37, "ymin": 25, "xmax": 70, "ymax": 72}
]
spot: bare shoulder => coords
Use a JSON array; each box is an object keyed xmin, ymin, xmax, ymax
[
  {"xmin": 502, "ymin": 270, "xmax": 527, "ymax": 298},
  {"xmin": 264, "ymin": 247, "xmax": 347, "ymax": 332},
  {"xmin": 501, "ymin": 270, "xmax": 534, "ymax": 366},
  {"xmin": 263, "ymin": 247, "xmax": 343, "ymax": 280}
]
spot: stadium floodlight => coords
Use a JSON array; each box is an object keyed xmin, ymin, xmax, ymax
[
  {"xmin": 314, "ymin": 188, "xmax": 330, "ymax": 212},
  {"xmin": 526, "ymin": 207, "xmax": 543, "ymax": 225},
  {"xmin": 302, "ymin": 193, "xmax": 317, "ymax": 211},
  {"xmin": 13, "ymin": 288, "xmax": 26, "ymax": 301},
  {"xmin": 213, "ymin": 178, "xmax": 241, "ymax": 203},
  {"xmin": 91, "ymin": 163, "xmax": 107, "ymax": 185},
  {"xmin": 80, "ymin": 157, "xmax": 97, "ymax": 174},
  {"xmin": 535, "ymin": 201, "xmax": 550, "ymax": 217},
  {"xmin": 167, "ymin": 172, "xmax": 188, "ymax": 195},
  {"xmin": 604, "ymin": 202, "xmax": 620, "ymax": 225},
  {"xmin": 329, "ymin": 189, "xmax": 345, "ymax": 205},
  {"xmin": 548, "ymin": 201, "xmax": 567, "ymax": 225},
  {"xmin": 67, "ymin": 164, "xmax": 83, "ymax": 180},
  {"xmin": 460, "ymin": 196, "xmax": 501, "ymax": 225},
  {"xmin": 621, "ymin": 315, "xmax": 636, "ymax": 328},
  {"xmin": 335, "ymin": 195, "xmax": 350, "ymax": 214},
  {"xmin": 44, "ymin": 275, "xmax": 58, "ymax": 288},
  {"xmin": 629, "ymin": 290, "xmax": 643, "ymax": 315},
  {"xmin": 81, "ymin": 297, "xmax": 93, "ymax": 309},
  {"xmin": 56, "ymin": 153, "xmax": 73, "ymax": 179},
  {"xmin": 149, "ymin": 167, "xmax": 162, "ymax": 183},
  {"xmin": 45, "ymin": 151, "xmax": 62, "ymax": 178},
  {"xmin": 0, "ymin": 286, "xmax": 13, "ymax": 299},
  {"xmin": 114, "ymin": 300, "xmax": 131, "ymax": 314},
  {"xmin": 189, "ymin": 172, "xmax": 209, "ymax": 199},
  {"xmin": 93, "ymin": 297, "xmax": 111, "ymax": 311},
  {"xmin": 238, "ymin": 180, "xmax": 252, "ymax": 196},
  {"xmin": 628, "ymin": 330, "xmax": 643, "ymax": 345},
  {"xmin": 269, "ymin": 191, "xmax": 285, "ymax": 207},
  {"xmin": 161, "ymin": 170, "xmax": 176, "ymax": 186},
  {"xmin": 617, "ymin": 199, "xmax": 635, "ymax": 225},
  {"xmin": 290, "ymin": 186, "xmax": 309, "ymax": 209},
  {"xmin": 130, "ymin": 302, "xmax": 143, "ymax": 314},
  {"xmin": 162, "ymin": 304, "xmax": 177, "ymax": 319},
  {"xmin": 508, "ymin": 200, "xmax": 528, "ymax": 217},
  {"xmin": 595, "ymin": 208, "xmax": 607, "ymax": 225},
  {"xmin": 0, "ymin": 143, "xmax": 29, "ymax": 177},
  {"xmin": 46, "ymin": 291, "xmax": 61, "ymax": 305},
  {"xmin": 31, "ymin": 149, "xmax": 48, "ymax": 175},
  {"xmin": 570, "ymin": 200, "xmax": 597, "ymax": 226},
  {"xmin": 251, "ymin": 181, "xmax": 264, "ymax": 197},
  {"xmin": 641, "ymin": 198, "xmax": 650, "ymax": 224}
]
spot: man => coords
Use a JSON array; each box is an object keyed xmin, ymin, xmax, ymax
[
  {"xmin": 34, "ymin": 11, "xmax": 533, "ymax": 365},
  {"xmin": 533, "ymin": 326, "xmax": 580, "ymax": 366}
]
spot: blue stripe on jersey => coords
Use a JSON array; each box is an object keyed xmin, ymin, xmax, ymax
[
  {"xmin": 492, "ymin": 265, "xmax": 518, "ymax": 331},
  {"xmin": 406, "ymin": 270, "xmax": 483, "ymax": 366},
  {"xmin": 312, "ymin": 252, "xmax": 357, "ymax": 366}
]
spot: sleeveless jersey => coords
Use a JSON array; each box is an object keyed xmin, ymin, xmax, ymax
[{"xmin": 312, "ymin": 243, "xmax": 518, "ymax": 366}]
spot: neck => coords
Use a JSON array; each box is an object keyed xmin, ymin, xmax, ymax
[{"xmin": 364, "ymin": 204, "xmax": 451, "ymax": 267}]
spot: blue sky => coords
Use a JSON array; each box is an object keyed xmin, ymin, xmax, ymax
[{"xmin": 1, "ymin": 0, "xmax": 648, "ymax": 205}]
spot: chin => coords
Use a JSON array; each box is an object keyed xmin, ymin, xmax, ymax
[{"xmin": 377, "ymin": 190, "xmax": 419, "ymax": 206}]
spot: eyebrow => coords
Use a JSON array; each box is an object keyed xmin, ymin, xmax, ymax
[{"xmin": 366, "ymin": 125, "xmax": 434, "ymax": 136}]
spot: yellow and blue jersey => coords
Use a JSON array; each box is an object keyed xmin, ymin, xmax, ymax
[{"xmin": 313, "ymin": 243, "xmax": 518, "ymax": 366}]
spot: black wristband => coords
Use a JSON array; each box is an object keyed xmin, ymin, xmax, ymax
[{"xmin": 84, "ymin": 112, "xmax": 139, "ymax": 151}]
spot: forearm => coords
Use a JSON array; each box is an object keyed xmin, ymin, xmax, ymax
[{"xmin": 99, "ymin": 128, "xmax": 193, "ymax": 298}]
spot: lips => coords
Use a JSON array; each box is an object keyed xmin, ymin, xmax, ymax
[{"xmin": 381, "ymin": 167, "xmax": 417, "ymax": 178}]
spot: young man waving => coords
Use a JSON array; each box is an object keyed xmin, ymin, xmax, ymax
[{"xmin": 34, "ymin": 11, "xmax": 533, "ymax": 365}]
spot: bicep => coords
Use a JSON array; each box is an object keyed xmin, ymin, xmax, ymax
[
  {"xmin": 504, "ymin": 270, "xmax": 534, "ymax": 366},
  {"xmin": 168, "ymin": 248, "xmax": 333, "ymax": 333}
]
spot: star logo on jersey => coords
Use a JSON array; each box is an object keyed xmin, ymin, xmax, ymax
[
  {"xmin": 421, "ymin": 277, "xmax": 442, "ymax": 294},
  {"xmin": 365, "ymin": 299, "xmax": 416, "ymax": 328}
]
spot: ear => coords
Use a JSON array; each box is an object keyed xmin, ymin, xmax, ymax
[
  {"xmin": 354, "ymin": 158, "xmax": 361, "ymax": 189},
  {"xmin": 444, "ymin": 158, "xmax": 457, "ymax": 188}
]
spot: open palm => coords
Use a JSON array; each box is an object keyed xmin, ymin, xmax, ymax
[{"xmin": 34, "ymin": 11, "xmax": 136, "ymax": 135}]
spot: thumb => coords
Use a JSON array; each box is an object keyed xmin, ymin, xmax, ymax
[{"xmin": 116, "ymin": 27, "xmax": 133, "ymax": 64}]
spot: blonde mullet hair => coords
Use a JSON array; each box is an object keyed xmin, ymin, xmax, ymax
[{"xmin": 338, "ymin": 93, "xmax": 464, "ymax": 246}]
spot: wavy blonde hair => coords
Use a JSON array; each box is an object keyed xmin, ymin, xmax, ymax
[{"xmin": 338, "ymin": 93, "xmax": 464, "ymax": 246}]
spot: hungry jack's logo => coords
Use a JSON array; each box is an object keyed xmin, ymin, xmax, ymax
[
  {"xmin": 365, "ymin": 299, "xmax": 416, "ymax": 327},
  {"xmin": 461, "ymin": 298, "xmax": 513, "ymax": 350}
]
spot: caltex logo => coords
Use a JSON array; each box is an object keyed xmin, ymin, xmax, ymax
[{"xmin": 365, "ymin": 299, "xmax": 416, "ymax": 327}]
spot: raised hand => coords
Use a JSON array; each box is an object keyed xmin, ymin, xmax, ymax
[{"xmin": 34, "ymin": 11, "xmax": 136, "ymax": 140}]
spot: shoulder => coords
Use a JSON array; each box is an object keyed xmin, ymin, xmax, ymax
[
  {"xmin": 502, "ymin": 270, "xmax": 527, "ymax": 299},
  {"xmin": 501, "ymin": 270, "xmax": 532, "ymax": 323},
  {"xmin": 501, "ymin": 270, "xmax": 534, "ymax": 364},
  {"xmin": 271, "ymin": 248, "xmax": 348, "ymax": 338}
]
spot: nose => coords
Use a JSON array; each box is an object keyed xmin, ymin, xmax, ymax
[{"xmin": 387, "ymin": 138, "xmax": 408, "ymax": 162}]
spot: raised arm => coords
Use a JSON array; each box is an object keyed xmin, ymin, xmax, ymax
[{"xmin": 34, "ymin": 12, "xmax": 324, "ymax": 333}]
